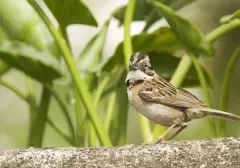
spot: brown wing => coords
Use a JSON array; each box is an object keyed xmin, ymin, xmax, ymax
[{"xmin": 138, "ymin": 77, "xmax": 206, "ymax": 108}]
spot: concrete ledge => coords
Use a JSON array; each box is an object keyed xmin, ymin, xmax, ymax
[{"xmin": 0, "ymin": 137, "xmax": 239, "ymax": 168}]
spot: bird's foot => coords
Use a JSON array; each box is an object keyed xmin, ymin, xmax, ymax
[{"xmin": 155, "ymin": 138, "xmax": 163, "ymax": 144}]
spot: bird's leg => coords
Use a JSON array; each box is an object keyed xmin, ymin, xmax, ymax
[
  {"xmin": 155, "ymin": 124, "xmax": 176, "ymax": 144},
  {"xmin": 167, "ymin": 123, "xmax": 188, "ymax": 141}
]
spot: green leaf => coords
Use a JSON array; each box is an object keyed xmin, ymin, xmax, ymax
[
  {"xmin": 112, "ymin": 0, "xmax": 198, "ymax": 26},
  {"xmin": 220, "ymin": 10, "xmax": 240, "ymax": 24},
  {"xmin": 43, "ymin": 0, "xmax": 97, "ymax": 28},
  {"xmin": 0, "ymin": 0, "xmax": 48, "ymax": 50},
  {"xmin": 98, "ymin": 27, "xmax": 182, "ymax": 72},
  {"xmin": 76, "ymin": 19, "xmax": 110, "ymax": 72},
  {"xmin": 0, "ymin": 42, "xmax": 62, "ymax": 83},
  {"xmin": 71, "ymin": 17, "xmax": 110, "ymax": 145},
  {"xmin": 113, "ymin": 0, "xmax": 163, "ymax": 24},
  {"xmin": 148, "ymin": 1, "xmax": 214, "ymax": 57}
]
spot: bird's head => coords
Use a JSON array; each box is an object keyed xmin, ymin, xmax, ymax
[
  {"xmin": 126, "ymin": 52, "xmax": 154, "ymax": 88},
  {"xmin": 129, "ymin": 52, "xmax": 154, "ymax": 75}
]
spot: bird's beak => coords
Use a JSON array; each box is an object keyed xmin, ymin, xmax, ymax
[{"xmin": 125, "ymin": 70, "xmax": 134, "ymax": 83}]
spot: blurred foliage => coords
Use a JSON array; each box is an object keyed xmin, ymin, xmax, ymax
[
  {"xmin": 0, "ymin": 0, "xmax": 240, "ymax": 148},
  {"xmin": 0, "ymin": 42, "xmax": 62, "ymax": 83},
  {"xmin": 112, "ymin": 0, "xmax": 198, "ymax": 31},
  {"xmin": 0, "ymin": 0, "xmax": 48, "ymax": 50},
  {"xmin": 43, "ymin": 0, "xmax": 98, "ymax": 28},
  {"xmin": 220, "ymin": 10, "xmax": 240, "ymax": 24},
  {"xmin": 76, "ymin": 19, "xmax": 110, "ymax": 72},
  {"xmin": 148, "ymin": 1, "xmax": 214, "ymax": 57}
]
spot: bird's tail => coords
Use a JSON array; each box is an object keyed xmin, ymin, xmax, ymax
[{"xmin": 199, "ymin": 107, "xmax": 240, "ymax": 121}]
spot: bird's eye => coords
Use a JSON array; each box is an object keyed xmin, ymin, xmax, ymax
[
  {"xmin": 126, "ymin": 79, "xmax": 130, "ymax": 87},
  {"xmin": 143, "ymin": 62, "xmax": 147, "ymax": 67}
]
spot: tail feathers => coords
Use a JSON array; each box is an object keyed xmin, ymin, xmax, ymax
[{"xmin": 200, "ymin": 108, "xmax": 240, "ymax": 121}]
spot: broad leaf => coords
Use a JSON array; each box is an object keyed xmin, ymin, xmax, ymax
[
  {"xmin": 220, "ymin": 10, "xmax": 240, "ymax": 24},
  {"xmin": 148, "ymin": 1, "xmax": 214, "ymax": 57},
  {"xmin": 113, "ymin": 0, "xmax": 198, "ymax": 26},
  {"xmin": 0, "ymin": 0, "xmax": 48, "ymax": 51},
  {"xmin": 113, "ymin": 0, "xmax": 166, "ymax": 24},
  {"xmin": 76, "ymin": 19, "xmax": 110, "ymax": 72},
  {"xmin": 43, "ymin": 0, "xmax": 97, "ymax": 28},
  {"xmin": 0, "ymin": 42, "xmax": 62, "ymax": 83}
]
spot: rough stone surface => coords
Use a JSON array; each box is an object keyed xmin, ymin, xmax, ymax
[{"xmin": 0, "ymin": 137, "xmax": 239, "ymax": 168}]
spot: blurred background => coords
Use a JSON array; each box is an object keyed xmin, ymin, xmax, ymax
[{"xmin": 0, "ymin": 0, "xmax": 240, "ymax": 148}]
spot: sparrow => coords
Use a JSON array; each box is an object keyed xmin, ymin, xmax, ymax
[{"xmin": 125, "ymin": 52, "xmax": 240, "ymax": 143}]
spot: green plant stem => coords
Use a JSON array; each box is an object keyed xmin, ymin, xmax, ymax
[
  {"xmin": 26, "ymin": 76, "xmax": 36, "ymax": 122},
  {"xmin": 0, "ymin": 78, "xmax": 29, "ymax": 102},
  {"xmin": 105, "ymin": 91, "xmax": 117, "ymax": 131},
  {"xmin": 88, "ymin": 123, "xmax": 97, "ymax": 147},
  {"xmin": 60, "ymin": 27, "xmax": 71, "ymax": 51},
  {"xmin": 138, "ymin": 115, "xmax": 153, "ymax": 142},
  {"xmin": 93, "ymin": 66, "xmax": 119, "ymax": 108},
  {"xmin": 88, "ymin": 67, "xmax": 119, "ymax": 147},
  {"xmin": 189, "ymin": 53, "xmax": 218, "ymax": 136},
  {"xmin": 123, "ymin": 0, "xmax": 153, "ymax": 143},
  {"xmin": 47, "ymin": 118, "xmax": 74, "ymax": 145},
  {"xmin": 152, "ymin": 125, "xmax": 166, "ymax": 141},
  {"xmin": 170, "ymin": 56, "xmax": 192, "ymax": 87},
  {"xmin": 26, "ymin": 76, "xmax": 38, "ymax": 147},
  {"xmin": 189, "ymin": 53, "xmax": 212, "ymax": 107},
  {"xmin": 206, "ymin": 19, "xmax": 240, "ymax": 42},
  {"xmin": 152, "ymin": 18, "xmax": 240, "ymax": 140},
  {"xmin": 123, "ymin": 0, "xmax": 136, "ymax": 70},
  {"xmin": 47, "ymin": 117, "xmax": 74, "ymax": 145},
  {"xmin": 219, "ymin": 45, "xmax": 240, "ymax": 136},
  {"xmin": 29, "ymin": 86, "xmax": 51, "ymax": 147},
  {"xmin": 73, "ymin": 87, "xmax": 85, "ymax": 147},
  {"xmin": 45, "ymin": 84, "xmax": 76, "ymax": 143},
  {"xmin": 28, "ymin": 0, "xmax": 111, "ymax": 146},
  {"xmin": 0, "ymin": 78, "xmax": 74, "ymax": 145}
]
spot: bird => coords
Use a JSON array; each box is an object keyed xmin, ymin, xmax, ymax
[{"xmin": 125, "ymin": 52, "xmax": 240, "ymax": 143}]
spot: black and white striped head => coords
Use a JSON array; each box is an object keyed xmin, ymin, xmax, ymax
[
  {"xmin": 125, "ymin": 52, "xmax": 154, "ymax": 89},
  {"xmin": 129, "ymin": 52, "xmax": 154, "ymax": 76}
]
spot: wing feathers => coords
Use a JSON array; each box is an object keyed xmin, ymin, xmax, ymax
[{"xmin": 138, "ymin": 77, "xmax": 206, "ymax": 108}]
